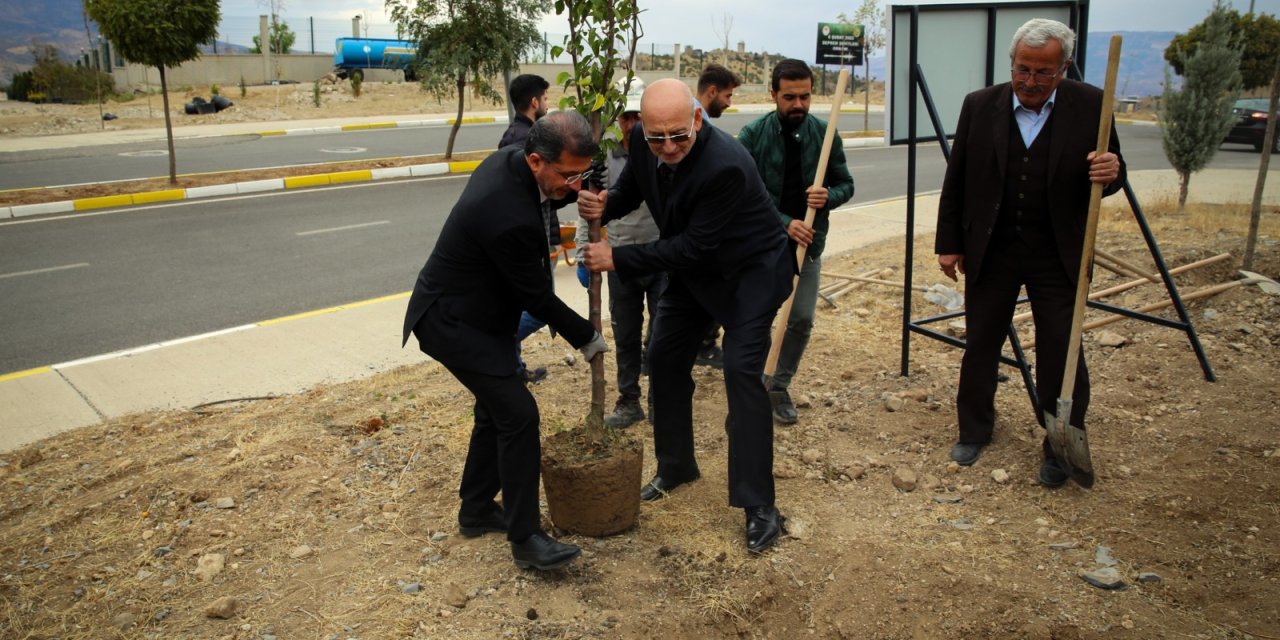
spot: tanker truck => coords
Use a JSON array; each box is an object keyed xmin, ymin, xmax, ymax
[{"xmin": 333, "ymin": 37, "xmax": 420, "ymax": 82}]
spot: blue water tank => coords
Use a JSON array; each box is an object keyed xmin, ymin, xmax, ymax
[{"xmin": 333, "ymin": 38, "xmax": 417, "ymax": 71}]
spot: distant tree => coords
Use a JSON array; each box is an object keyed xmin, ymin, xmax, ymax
[
  {"xmin": 387, "ymin": 0, "xmax": 548, "ymax": 159},
  {"xmin": 5, "ymin": 71, "xmax": 35, "ymax": 101},
  {"xmin": 25, "ymin": 42, "xmax": 114, "ymax": 104},
  {"xmin": 1161, "ymin": 0, "xmax": 1243, "ymax": 209},
  {"xmin": 711, "ymin": 12, "xmax": 733, "ymax": 65},
  {"xmin": 85, "ymin": 0, "xmax": 220, "ymax": 185},
  {"xmin": 839, "ymin": 0, "xmax": 887, "ymax": 131},
  {"xmin": 1165, "ymin": 8, "xmax": 1280, "ymax": 91},
  {"xmin": 250, "ymin": 16, "xmax": 296, "ymax": 54}
]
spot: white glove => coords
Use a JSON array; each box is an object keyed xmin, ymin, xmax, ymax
[{"xmin": 579, "ymin": 331, "xmax": 609, "ymax": 362}]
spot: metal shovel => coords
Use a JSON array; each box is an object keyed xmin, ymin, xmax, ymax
[{"xmin": 1046, "ymin": 34, "xmax": 1123, "ymax": 489}]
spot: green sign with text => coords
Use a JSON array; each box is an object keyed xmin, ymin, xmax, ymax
[{"xmin": 815, "ymin": 22, "xmax": 864, "ymax": 66}]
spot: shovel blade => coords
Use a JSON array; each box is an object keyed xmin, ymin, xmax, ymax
[
  {"xmin": 1044, "ymin": 399, "xmax": 1072, "ymax": 465},
  {"xmin": 1065, "ymin": 423, "xmax": 1095, "ymax": 488}
]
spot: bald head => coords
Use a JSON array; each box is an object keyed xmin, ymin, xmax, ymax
[
  {"xmin": 640, "ymin": 78, "xmax": 702, "ymax": 165},
  {"xmin": 642, "ymin": 78, "xmax": 696, "ymax": 123}
]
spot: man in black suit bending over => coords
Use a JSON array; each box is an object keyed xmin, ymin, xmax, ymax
[
  {"xmin": 578, "ymin": 79, "xmax": 794, "ymax": 554},
  {"xmin": 403, "ymin": 111, "xmax": 609, "ymax": 570}
]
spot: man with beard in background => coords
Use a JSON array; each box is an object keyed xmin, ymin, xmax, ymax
[{"xmin": 737, "ymin": 58, "xmax": 854, "ymax": 426}]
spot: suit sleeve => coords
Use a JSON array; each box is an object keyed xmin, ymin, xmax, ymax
[
  {"xmin": 934, "ymin": 94, "xmax": 973, "ymax": 256},
  {"xmin": 612, "ymin": 164, "xmax": 744, "ymax": 276},
  {"xmin": 484, "ymin": 224, "xmax": 594, "ymax": 348}
]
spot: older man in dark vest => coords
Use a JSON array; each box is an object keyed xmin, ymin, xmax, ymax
[{"xmin": 934, "ymin": 18, "xmax": 1125, "ymax": 487}]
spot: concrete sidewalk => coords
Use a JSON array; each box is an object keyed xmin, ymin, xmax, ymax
[{"xmin": 3, "ymin": 167, "xmax": 1275, "ymax": 451}]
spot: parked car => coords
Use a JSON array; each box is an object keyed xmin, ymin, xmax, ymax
[{"xmin": 1223, "ymin": 98, "xmax": 1280, "ymax": 153}]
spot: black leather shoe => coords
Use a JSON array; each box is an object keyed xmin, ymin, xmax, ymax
[
  {"xmin": 639, "ymin": 475, "xmax": 696, "ymax": 501},
  {"xmin": 950, "ymin": 442, "xmax": 986, "ymax": 466},
  {"xmin": 695, "ymin": 344, "xmax": 724, "ymax": 369},
  {"xmin": 745, "ymin": 505, "xmax": 785, "ymax": 554},
  {"xmin": 520, "ymin": 366, "xmax": 548, "ymax": 384},
  {"xmin": 458, "ymin": 504, "xmax": 506, "ymax": 538},
  {"xmin": 769, "ymin": 388, "xmax": 798, "ymax": 424},
  {"xmin": 511, "ymin": 532, "xmax": 581, "ymax": 570},
  {"xmin": 1038, "ymin": 457, "xmax": 1069, "ymax": 488}
]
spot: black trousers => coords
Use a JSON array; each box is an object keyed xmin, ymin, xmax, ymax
[
  {"xmin": 647, "ymin": 277, "xmax": 776, "ymax": 508},
  {"xmin": 957, "ymin": 232, "xmax": 1090, "ymax": 451},
  {"xmin": 608, "ymin": 270, "xmax": 667, "ymax": 400},
  {"xmin": 445, "ymin": 364, "xmax": 543, "ymax": 542}
]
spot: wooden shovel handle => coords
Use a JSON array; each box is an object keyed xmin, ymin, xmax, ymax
[
  {"xmin": 1059, "ymin": 35, "xmax": 1122, "ymax": 403},
  {"xmin": 765, "ymin": 68, "xmax": 850, "ymax": 377}
]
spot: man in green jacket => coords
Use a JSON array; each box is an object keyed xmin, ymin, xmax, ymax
[{"xmin": 738, "ymin": 58, "xmax": 855, "ymax": 425}]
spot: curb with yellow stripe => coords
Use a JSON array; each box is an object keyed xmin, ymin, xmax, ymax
[
  {"xmin": 1, "ymin": 109, "xmax": 904, "ymax": 220},
  {"xmin": 1, "ymin": 158, "xmax": 486, "ymax": 219}
]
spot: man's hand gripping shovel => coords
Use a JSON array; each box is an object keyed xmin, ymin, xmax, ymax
[{"xmin": 1045, "ymin": 35, "xmax": 1122, "ymax": 489}]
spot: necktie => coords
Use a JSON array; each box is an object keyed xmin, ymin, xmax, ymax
[{"xmin": 657, "ymin": 163, "xmax": 675, "ymax": 205}]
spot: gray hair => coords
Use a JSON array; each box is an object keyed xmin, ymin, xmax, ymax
[
  {"xmin": 524, "ymin": 110, "xmax": 599, "ymax": 163},
  {"xmin": 1009, "ymin": 18, "xmax": 1076, "ymax": 65}
]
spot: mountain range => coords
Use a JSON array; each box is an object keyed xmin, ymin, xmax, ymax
[{"xmin": 3, "ymin": 0, "xmax": 1177, "ymax": 98}]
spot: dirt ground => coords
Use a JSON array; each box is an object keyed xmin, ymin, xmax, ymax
[{"xmin": 0, "ymin": 194, "xmax": 1277, "ymax": 638}]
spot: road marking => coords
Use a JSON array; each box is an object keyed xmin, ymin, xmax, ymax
[
  {"xmin": 320, "ymin": 147, "xmax": 368, "ymax": 153},
  {"xmin": 53, "ymin": 325, "xmax": 258, "ymax": 370},
  {"xmin": 118, "ymin": 150, "xmax": 169, "ymax": 157},
  {"xmin": 296, "ymin": 220, "xmax": 390, "ymax": 236},
  {"xmin": 257, "ymin": 291, "xmax": 410, "ymax": 326},
  {"xmin": 0, "ymin": 366, "xmax": 51, "ymax": 383},
  {"xmin": 0, "ymin": 262, "xmax": 89, "ymax": 280}
]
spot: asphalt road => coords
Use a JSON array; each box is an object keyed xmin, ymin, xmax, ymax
[
  {"xmin": 0, "ymin": 112, "xmax": 797, "ymax": 191},
  {"xmin": 0, "ymin": 120, "xmax": 1264, "ymax": 374}
]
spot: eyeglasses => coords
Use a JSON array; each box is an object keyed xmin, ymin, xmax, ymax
[
  {"xmin": 556, "ymin": 168, "xmax": 595, "ymax": 186},
  {"xmin": 643, "ymin": 119, "xmax": 695, "ymax": 145},
  {"xmin": 1011, "ymin": 66, "xmax": 1064, "ymax": 84}
]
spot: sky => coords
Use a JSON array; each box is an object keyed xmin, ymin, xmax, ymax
[{"xmin": 218, "ymin": 0, "xmax": 1280, "ymax": 61}]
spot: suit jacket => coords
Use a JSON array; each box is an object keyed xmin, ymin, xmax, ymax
[
  {"xmin": 603, "ymin": 123, "xmax": 794, "ymax": 327},
  {"xmin": 934, "ymin": 79, "xmax": 1126, "ymax": 283},
  {"xmin": 498, "ymin": 114, "xmax": 534, "ymax": 149},
  {"xmin": 402, "ymin": 146, "xmax": 594, "ymax": 376}
]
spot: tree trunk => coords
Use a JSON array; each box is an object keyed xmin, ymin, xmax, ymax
[
  {"xmin": 1245, "ymin": 51, "xmax": 1280, "ymax": 271},
  {"xmin": 447, "ymin": 71, "xmax": 465, "ymax": 159},
  {"xmin": 584, "ymin": 109, "xmax": 606, "ymax": 442},
  {"xmin": 1178, "ymin": 171, "xmax": 1190, "ymax": 211},
  {"xmin": 159, "ymin": 66, "xmax": 177, "ymax": 185}
]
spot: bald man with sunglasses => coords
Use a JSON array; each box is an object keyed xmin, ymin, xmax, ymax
[{"xmin": 578, "ymin": 79, "xmax": 795, "ymax": 554}]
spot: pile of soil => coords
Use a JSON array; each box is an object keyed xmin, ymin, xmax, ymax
[{"xmin": 1, "ymin": 201, "xmax": 1276, "ymax": 639}]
